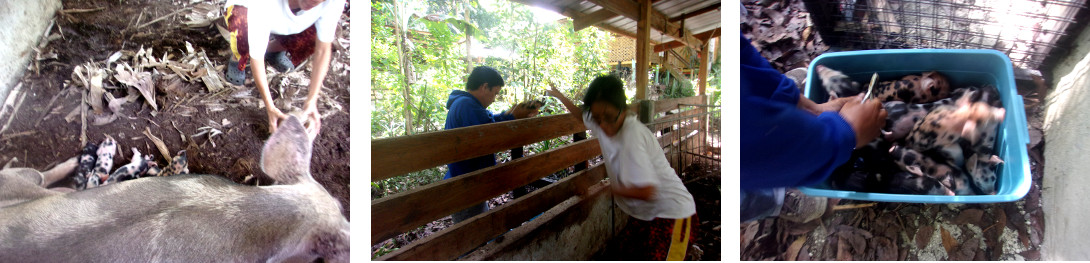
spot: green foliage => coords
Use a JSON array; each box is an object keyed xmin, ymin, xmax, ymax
[
  {"xmin": 371, "ymin": 167, "xmax": 446, "ymax": 200},
  {"xmin": 370, "ymin": 0, "xmax": 617, "ymax": 202},
  {"xmin": 371, "ymin": 0, "xmax": 613, "ymax": 140}
]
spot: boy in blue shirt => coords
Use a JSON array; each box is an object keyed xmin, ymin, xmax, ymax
[{"xmin": 445, "ymin": 66, "xmax": 537, "ymax": 223}]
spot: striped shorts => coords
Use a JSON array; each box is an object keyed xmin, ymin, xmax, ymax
[
  {"xmin": 224, "ymin": 5, "xmax": 318, "ymax": 71},
  {"xmin": 614, "ymin": 213, "xmax": 699, "ymax": 260}
]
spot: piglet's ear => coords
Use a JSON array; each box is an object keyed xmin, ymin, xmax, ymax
[
  {"xmin": 260, "ymin": 116, "xmax": 313, "ymax": 185},
  {"xmin": 993, "ymin": 108, "xmax": 1006, "ymax": 121},
  {"xmin": 961, "ymin": 121, "xmax": 978, "ymax": 142},
  {"xmin": 920, "ymin": 77, "xmax": 934, "ymax": 90}
]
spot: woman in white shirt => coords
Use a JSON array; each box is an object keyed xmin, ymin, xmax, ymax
[
  {"xmin": 223, "ymin": 0, "xmax": 345, "ymax": 134},
  {"xmin": 547, "ymin": 75, "xmax": 698, "ymax": 260}
]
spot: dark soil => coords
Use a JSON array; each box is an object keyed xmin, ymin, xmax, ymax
[
  {"xmin": 740, "ymin": 0, "xmax": 1048, "ymax": 260},
  {"xmin": 5, "ymin": 0, "xmax": 350, "ymax": 219},
  {"xmin": 591, "ymin": 159, "xmax": 722, "ymax": 261},
  {"xmin": 682, "ymin": 160, "xmax": 723, "ymax": 261}
]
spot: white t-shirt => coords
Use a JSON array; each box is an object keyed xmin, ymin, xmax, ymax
[
  {"xmin": 226, "ymin": 0, "xmax": 346, "ymax": 59},
  {"xmin": 584, "ymin": 112, "xmax": 697, "ymax": 221}
]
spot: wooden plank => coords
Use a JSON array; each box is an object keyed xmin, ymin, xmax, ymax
[
  {"xmin": 510, "ymin": 0, "xmax": 657, "ymax": 44},
  {"xmin": 573, "ymin": 8, "xmax": 619, "ymax": 31},
  {"xmin": 371, "ymin": 114, "xmax": 585, "ymax": 181},
  {"xmin": 465, "ymin": 179, "xmax": 613, "ymax": 260},
  {"xmin": 635, "ymin": 0, "xmax": 651, "ymax": 100},
  {"xmin": 698, "ymin": 37, "xmax": 711, "ymax": 95},
  {"xmin": 653, "ymin": 95, "xmax": 705, "ymax": 114},
  {"xmin": 380, "ymin": 165, "xmax": 608, "ymax": 260},
  {"xmin": 654, "ymin": 27, "xmax": 721, "ymax": 53},
  {"xmin": 371, "ymin": 139, "xmax": 602, "ymax": 244},
  {"xmin": 588, "ymin": 0, "xmax": 704, "ymax": 51},
  {"xmin": 668, "ymin": 2, "xmax": 721, "ymax": 22},
  {"xmin": 650, "ymin": 108, "xmax": 701, "ymax": 132},
  {"xmin": 569, "ymin": 0, "xmax": 672, "ymax": 31},
  {"xmin": 658, "ymin": 123, "xmax": 700, "ymax": 148}
]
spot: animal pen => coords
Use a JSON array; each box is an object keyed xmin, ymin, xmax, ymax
[
  {"xmin": 371, "ymin": 0, "xmax": 721, "ymax": 260},
  {"xmin": 801, "ymin": 0, "xmax": 1086, "ymax": 71}
]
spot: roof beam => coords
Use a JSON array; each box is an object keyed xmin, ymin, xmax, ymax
[
  {"xmin": 572, "ymin": 0, "xmax": 666, "ymax": 31},
  {"xmin": 573, "ymin": 8, "xmax": 619, "ymax": 31},
  {"xmin": 668, "ymin": 2, "xmax": 720, "ymax": 22},
  {"xmin": 587, "ymin": 0, "xmax": 703, "ymax": 52},
  {"xmin": 509, "ymin": 0, "xmax": 661, "ymax": 45},
  {"xmin": 653, "ymin": 27, "xmax": 720, "ymax": 53}
]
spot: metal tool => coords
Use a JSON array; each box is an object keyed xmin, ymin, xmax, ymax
[{"xmin": 862, "ymin": 72, "xmax": 878, "ymax": 103}]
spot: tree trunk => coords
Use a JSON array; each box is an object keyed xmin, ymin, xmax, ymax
[
  {"xmin": 393, "ymin": 0, "xmax": 414, "ymax": 135},
  {"xmin": 464, "ymin": 1, "xmax": 472, "ymax": 75}
]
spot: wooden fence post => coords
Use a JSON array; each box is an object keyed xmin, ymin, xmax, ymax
[
  {"xmin": 573, "ymin": 132, "xmax": 588, "ymax": 173},
  {"xmin": 511, "ymin": 145, "xmax": 531, "ymax": 199},
  {"xmin": 638, "ymin": 99, "xmax": 653, "ymax": 124}
]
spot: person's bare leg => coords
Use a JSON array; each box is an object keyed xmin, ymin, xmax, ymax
[
  {"xmin": 268, "ymin": 39, "xmax": 287, "ymax": 53},
  {"xmin": 41, "ymin": 157, "xmax": 77, "ymax": 187}
]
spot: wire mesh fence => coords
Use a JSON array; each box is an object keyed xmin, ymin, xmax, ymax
[
  {"xmin": 645, "ymin": 103, "xmax": 721, "ymax": 175},
  {"xmin": 803, "ymin": 0, "xmax": 1087, "ymax": 69}
]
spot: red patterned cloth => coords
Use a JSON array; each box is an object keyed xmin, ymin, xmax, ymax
[
  {"xmin": 613, "ymin": 213, "xmax": 699, "ymax": 260},
  {"xmin": 225, "ymin": 5, "xmax": 318, "ymax": 71}
]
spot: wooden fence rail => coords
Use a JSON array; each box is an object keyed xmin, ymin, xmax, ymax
[
  {"xmin": 653, "ymin": 95, "xmax": 705, "ymax": 115},
  {"xmin": 371, "ymin": 94, "xmax": 710, "ymax": 260},
  {"xmin": 371, "ymin": 138, "xmax": 600, "ymax": 244},
  {"xmin": 378, "ymin": 164, "xmax": 608, "ymax": 260},
  {"xmin": 371, "ymin": 114, "xmax": 586, "ymax": 181}
]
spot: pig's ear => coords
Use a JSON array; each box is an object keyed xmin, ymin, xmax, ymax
[
  {"xmin": 920, "ymin": 76, "xmax": 934, "ymax": 91},
  {"xmin": 261, "ymin": 116, "xmax": 313, "ymax": 184},
  {"xmin": 994, "ymin": 108, "xmax": 1006, "ymax": 121},
  {"xmin": 962, "ymin": 121, "xmax": 978, "ymax": 142}
]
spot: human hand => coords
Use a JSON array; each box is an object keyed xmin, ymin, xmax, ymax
[
  {"xmin": 301, "ymin": 103, "xmax": 322, "ymax": 141},
  {"xmin": 838, "ymin": 94, "xmax": 887, "ymax": 148},
  {"xmin": 799, "ymin": 95, "xmax": 852, "ymax": 115},
  {"xmin": 266, "ymin": 107, "xmax": 290, "ymax": 134},
  {"xmin": 814, "ymin": 97, "xmax": 854, "ymax": 114}
]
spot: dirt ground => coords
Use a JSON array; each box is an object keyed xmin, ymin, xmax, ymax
[
  {"xmin": 5, "ymin": 0, "xmax": 351, "ymax": 218},
  {"xmin": 592, "ymin": 159, "xmax": 722, "ymax": 261},
  {"xmin": 741, "ymin": 0, "xmax": 1048, "ymax": 260}
]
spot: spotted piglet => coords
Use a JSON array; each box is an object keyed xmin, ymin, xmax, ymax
[
  {"xmin": 156, "ymin": 150, "xmax": 189, "ymax": 177},
  {"xmin": 74, "ymin": 143, "xmax": 98, "ymax": 190},
  {"xmin": 816, "ymin": 65, "xmax": 860, "ymax": 99},
  {"xmin": 889, "ymin": 145, "xmax": 973, "ymax": 195},
  {"xmin": 965, "ymin": 153, "xmax": 1004, "ymax": 195},
  {"xmin": 905, "ymin": 91, "xmax": 1006, "ymax": 167},
  {"xmin": 880, "ymin": 98, "xmax": 952, "ymax": 142},
  {"xmin": 884, "ymin": 172, "xmax": 956, "ymax": 196},
  {"xmin": 86, "ymin": 137, "xmax": 117, "ymax": 188},
  {"xmin": 105, "ymin": 148, "xmax": 148, "ymax": 184},
  {"xmin": 871, "ymin": 71, "xmax": 952, "ymax": 104}
]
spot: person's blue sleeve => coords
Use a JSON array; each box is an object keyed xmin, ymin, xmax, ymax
[
  {"xmin": 739, "ymin": 33, "xmax": 856, "ymax": 189},
  {"xmin": 491, "ymin": 111, "xmax": 515, "ymax": 122},
  {"xmin": 448, "ymin": 100, "xmax": 494, "ymax": 128},
  {"xmin": 740, "ymin": 34, "xmax": 801, "ymax": 105}
]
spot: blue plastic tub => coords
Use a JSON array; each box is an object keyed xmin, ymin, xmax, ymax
[{"xmin": 799, "ymin": 49, "xmax": 1031, "ymax": 203}]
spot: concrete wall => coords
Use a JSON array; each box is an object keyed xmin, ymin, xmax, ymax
[
  {"xmin": 0, "ymin": 0, "xmax": 62, "ymax": 102},
  {"xmin": 1042, "ymin": 22, "xmax": 1090, "ymax": 261}
]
